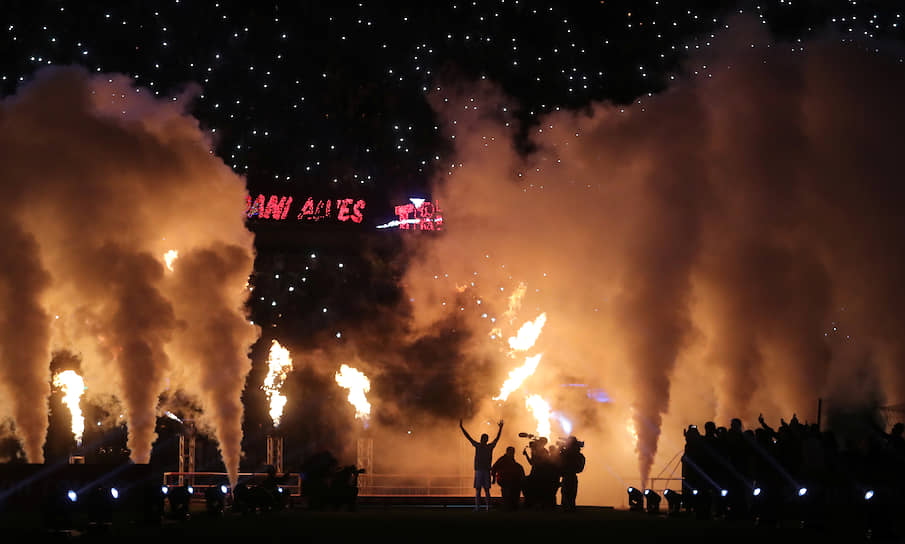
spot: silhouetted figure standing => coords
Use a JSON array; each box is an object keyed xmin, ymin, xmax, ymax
[
  {"xmin": 492, "ymin": 446, "xmax": 525, "ymax": 510},
  {"xmin": 460, "ymin": 418, "xmax": 503, "ymax": 511},
  {"xmin": 560, "ymin": 436, "xmax": 586, "ymax": 510},
  {"xmin": 523, "ymin": 437, "xmax": 551, "ymax": 508}
]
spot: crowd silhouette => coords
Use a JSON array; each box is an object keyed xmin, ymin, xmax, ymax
[{"xmin": 681, "ymin": 414, "xmax": 905, "ymax": 532}]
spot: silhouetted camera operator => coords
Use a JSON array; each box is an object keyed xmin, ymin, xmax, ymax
[{"xmin": 559, "ymin": 436, "xmax": 586, "ymax": 510}]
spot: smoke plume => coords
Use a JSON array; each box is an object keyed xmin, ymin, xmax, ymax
[
  {"xmin": 0, "ymin": 67, "xmax": 258, "ymax": 475},
  {"xmin": 400, "ymin": 23, "xmax": 905, "ymax": 489}
]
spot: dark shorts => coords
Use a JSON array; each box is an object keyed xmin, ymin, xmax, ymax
[{"xmin": 474, "ymin": 470, "xmax": 491, "ymax": 490}]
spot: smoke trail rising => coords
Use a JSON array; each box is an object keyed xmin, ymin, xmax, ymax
[{"xmin": 0, "ymin": 66, "xmax": 257, "ymax": 470}]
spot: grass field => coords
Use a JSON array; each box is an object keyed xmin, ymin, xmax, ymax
[{"xmin": 1, "ymin": 505, "xmax": 885, "ymax": 543}]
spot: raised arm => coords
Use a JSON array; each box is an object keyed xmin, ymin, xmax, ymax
[
  {"xmin": 758, "ymin": 413, "xmax": 776, "ymax": 437},
  {"xmin": 460, "ymin": 419, "xmax": 478, "ymax": 446},
  {"xmin": 490, "ymin": 419, "xmax": 504, "ymax": 447}
]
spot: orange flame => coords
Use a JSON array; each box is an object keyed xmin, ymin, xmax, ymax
[
  {"xmin": 335, "ymin": 364, "xmax": 371, "ymax": 421},
  {"xmin": 526, "ymin": 394, "xmax": 552, "ymax": 439},
  {"xmin": 163, "ymin": 249, "xmax": 179, "ymax": 271},
  {"xmin": 53, "ymin": 370, "xmax": 85, "ymax": 446},
  {"xmin": 507, "ymin": 312, "xmax": 547, "ymax": 352},
  {"xmin": 261, "ymin": 340, "xmax": 293, "ymax": 427},
  {"xmin": 493, "ymin": 354, "xmax": 543, "ymax": 402}
]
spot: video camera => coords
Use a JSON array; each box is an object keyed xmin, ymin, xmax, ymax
[
  {"xmin": 518, "ymin": 432, "xmax": 584, "ymax": 453},
  {"xmin": 518, "ymin": 432, "xmax": 547, "ymax": 452}
]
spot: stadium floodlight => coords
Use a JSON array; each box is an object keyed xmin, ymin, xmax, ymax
[
  {"xmin": 692, "ymin": 489, "xmax": 699, "ymax": 496},
  {"xmin": 864, "ymin": 490, "xmax": 874, "ymax": 500},
  {"xmin": 187, "ymin": 486, "xmax": 194, "ymax": 495},
  {"xmin": 798, "ymin": 487, "xmax": 808, "ymax": 497},
  {"xmin": 720, "ymin": 489, "xmax": 728, "ymax": 497},
  {"xmin": 627, "ymin": 487, "xmax": 644, "ymax": 512},
  {"xmin": 110, "ymin": 487, "xmax": 119, "ymax": 500},
  {"xmin": 278, "ymin": 487, "xmax": 284, "ymax": 494},
  {"xmin": 67, "ymin": 490, "xmax": 78, "ymax": 502},
  {"xmin": 753, "ymin": 487, "xmax": 762, "ymax": 497},
  {"xmin": 220, "ymin": 484, "xmax": 229, "ymax": 494}
]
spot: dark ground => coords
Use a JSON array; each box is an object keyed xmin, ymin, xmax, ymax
[{"xmin": 2, "ymin": 505, "xmax": 894, "ymax": 544}]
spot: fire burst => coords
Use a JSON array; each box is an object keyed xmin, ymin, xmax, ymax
[
  {"xmin": 526, "ymin": 394, "xmax": 552, "ymax": 439},
  {"xmin": 492, "ymin": 312, "xmax": 548, "ymax": 402},
  {"xmin": 163, "ymin": 249, "xmax": 179, "ymax": 271},
  {"xmin": 261, "ymin": 340, "xmax": 293, "ymax": 428},
  {"xmin": 493, "ymin": 354, "xmax": 543, "ymax": 402},
  {"xmin": 507, "ymin": 312, "xmax": 547, "ymax": 352},
  {"xmin": 335, "ymin": 364, "xmax": 371, "ymax": 421},
  {"xmin": 53, "ymin": 370, "xmax": 86, "ymax": 446}
]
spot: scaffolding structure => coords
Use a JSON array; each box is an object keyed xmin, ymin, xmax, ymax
[
  {"xmin": 178, "ymin": 420, "xmax": 196, "ymax": 487},
  {"xmin": 266, "ymin": 434, "xmax": 284, "ymax": 473},
  {"xmin": 357, "ymin": 437, "xmax": 373, "ymax": 492}
]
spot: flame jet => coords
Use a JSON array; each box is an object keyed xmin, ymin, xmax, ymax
[
  {"xmin": 53, "ymin": 370, "xmax": 86, "ymax": 446},
  {"xmin": 493, "ymin": 354, "xmax": 543, "ymax": 402},
  {"xmin": 493, "ymin": 312, "xmax": 547, "ymax": 402},
  {"xmin": 261, "ymin": 340, "xmax": 294, "ymax": 427},
  {"xmin": 507, "ymin": 313, "xmax": 547, "ymax": 352},
  {"xmin": 335, "ymin": 364, "xmax": 372, "ymax": 421},
  {"xmin": 163, "ymin": 250, "xmax": 179, "ymax": 272},
  {"xmin": 526, "ymin": 394, "xmax": 552, "ymax": 439}
]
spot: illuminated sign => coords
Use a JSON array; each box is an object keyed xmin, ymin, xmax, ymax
[
  {"xmin": 244, "ymin": 194, "xmax": 443, "ymax": 230},
  {"xmin": 376, "ymin": 198, "xmax": 444, "ymax": 230},
  {"xmin": 245, "ymin": 195, "xmax": 366, "ymax": 223}
]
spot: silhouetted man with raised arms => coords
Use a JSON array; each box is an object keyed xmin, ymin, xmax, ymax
[{"xmin": 460, "ymin": 418, "xmax": 504, "ymax": 511}]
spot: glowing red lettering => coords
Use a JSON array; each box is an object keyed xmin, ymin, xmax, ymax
[
  {"xmin": 262, "ymin": 195, "xmax": 293, "ymax": 220},
  {"xmin": 394, "ymin": 203, "xmax": 415, "ymax": 229},
  {"xmin": 337, "ymin": 198, "xmax": 355, "ymax": 222},
  {"xmin": 299, "ymin": 197, "xmax": 315, "ymax": 220},
  {"xmin": 351, "ymin": 200, "xmax": 366, "ymax": 223},
  {"xmin": 246, "ymin": 194, "xmax": 266, "ymax": 218}
]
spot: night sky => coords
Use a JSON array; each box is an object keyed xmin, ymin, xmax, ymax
[{"xmin": 3, "ymin": 1, "xmax": 905, "ymax": 470}]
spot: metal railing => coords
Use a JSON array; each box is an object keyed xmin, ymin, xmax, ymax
[{"xmin": 358, "ymin": 474, "xmax": 473, "ymax": 496}]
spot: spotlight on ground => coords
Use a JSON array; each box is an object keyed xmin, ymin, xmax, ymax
[
  {"xmin": 205, "ymin": 485, "xmax": 226, "ymax": 515},
  {"xmin": 664, "ymin": 489, "xmax": 683, "ymax": 514},
  {"xmin": 67, "ymin": 490, "xmax": 78, "ymax": 502},
  {"xmin": 110, "ymin": 487, "xmax": 119, "ymax": 500},
  {"xmin": 627, "ymin": 487, "xmax": 644, "ymax": 512},
  {"xmin": 798, "ymin": 487, "xmax": 808, "ymax": 497},
  {"xmin": 644, "ymin": 489, "xmax": 661, "ymax": 513},
  {"xmin": 864, "ymin": 490, "xmax": 874, "ymax": 500},
  {"xmin": 167, "ymin": 485, "xmax": 192, "ymax": 519},
  {"xmin": 753, "ymin": 487, "xmax": 762, "ymax": 497}
]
